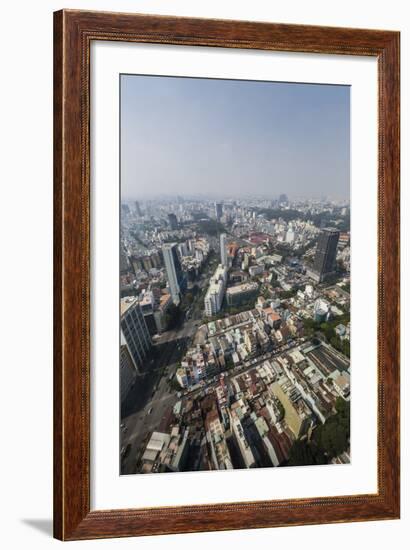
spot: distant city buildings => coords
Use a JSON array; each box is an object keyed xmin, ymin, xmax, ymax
[
  {"xmin": 120, "ymin": 245, "xmax": 130, "ymax": 275},
  {"xmin": 134, "ymin": 200, "xmax": 142, "ymax": 217},
  {"xmin": 120, "ymin": 195, "xmax": 351, "ymax": 474}
]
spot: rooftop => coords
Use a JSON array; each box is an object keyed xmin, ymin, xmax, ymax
[
  {"xmin": 226, "ymin": 282, "xmax": 258, "ymax": 295},
  {"xmin": 120, "ymin": 296, "xmax": 138, "ymax": 316}
]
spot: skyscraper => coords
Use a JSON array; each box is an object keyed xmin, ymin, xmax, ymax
[
  {"xmin": 168, "ymin": 213, "xmax": 178, "ymax": 230},
  {"xmin": 220, "ymin": 233, "xmax": 227, "ymax": 267},
  {"xmin": 162, "ymin": 243, "xmax": 185, "ymax": 305},
  {"xmin": 309, "ymin": 228, "xmax": 340, "ymax": 282},
  {"xmin": 120, "ymin": 297, "xmax": 152, "ymax": 371},
  {"xmin": 120, "ymin": 335, "xmax": 138, "ymax": 403},
  {"xmin": 215, "ymin": 202, "xmax": 223, "ymax": 221},
  {"xmin": 134, "ymin": 200, "xmax": 142, "ymax": 216}
]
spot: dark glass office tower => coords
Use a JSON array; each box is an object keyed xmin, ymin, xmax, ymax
[
  {"xmin": 215, "ymin": 202, "xmax": 223, "ymax": 221},
  {"xmin": 312, "ymin": 228, "xmax": 340, "ymax": 282},
  {"xmin": 162, "ymin": 243, "xmax": 186, "ymax": 305},
  {"xmin": 168, "ymin": 213, "xmax": 178, "ymax": 230}
]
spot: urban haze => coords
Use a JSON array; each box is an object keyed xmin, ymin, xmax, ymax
[{"xmin": 121, "ymin": 75, "xmax": 350, "ymax": 201}]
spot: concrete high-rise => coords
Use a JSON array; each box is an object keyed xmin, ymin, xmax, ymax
[
  {"xmin": 220, "ymin": 233, "xmax": 227, "ymax": 267},
  {"xmin": 309, "ymin": 228, "xmax": 340, "ymax": 282},
  {"xmin": 162, "ymin": 243, "xmax": 185, "ymax": 305},
  {"xmin": 204, "ymin": 264, "xmax": 227, "ymax": 316}
]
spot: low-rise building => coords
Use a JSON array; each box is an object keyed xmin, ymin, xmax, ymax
[{"xmin": 226, "ymin": 282, "xmax": 259, "ymax": 307}]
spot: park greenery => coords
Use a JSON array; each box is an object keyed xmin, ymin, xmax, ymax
[
  {"xmin": 196, "ymin": 219, "xmax": 226, "ymax": 237},
  {"xmin": 303, "ymin": 314, "xmax": 350, "ymax": 358},
  {"xmin": 286, "ymin": 397, "xmax": 350, "ymax": 466}
]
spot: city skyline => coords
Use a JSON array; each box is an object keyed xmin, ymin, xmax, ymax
[
  {"xmin": 121, "ymin": 75, "xmax": 350, "ymax": 201},
  {"xmin": 119, "ymin": 76, "xmax": 351, "ymax": 475}
]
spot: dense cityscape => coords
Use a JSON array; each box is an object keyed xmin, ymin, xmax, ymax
[{"xmin": 119, "ymin": 195, "xmax": 351, "ymax": 474}]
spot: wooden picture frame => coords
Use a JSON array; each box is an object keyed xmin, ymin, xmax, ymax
[{"xmin": 54, "ymin": 9, "xmax": 400, "ymax": 541}]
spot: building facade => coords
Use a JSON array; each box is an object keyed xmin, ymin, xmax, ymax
[
  {"xmin": 226, "ymin": 281, "xmax": 259, "ymax": 307},
  {"xmin": 162, "ymin": 243, "xmax": 185, "ymax": 305},
  {"xmin": 309, "ymin": 228, "xmax": 340, "ymax": 282},
  {"xmin": 120, "ymin": 297, "xmax": 152, "ymax": 372},
  {"xmin": 220, "ymin": 232, "xmax": 227, "ymax": 267},
  {"xmin": 215, "ymin": 202, "xmax": 223, "ymax": 220},
  {"xmin": 204, "ymin": 264, "xmax": 228, "ymax": 316},
  {"xmin": 167, "ymin": 213, "xmax": 178, "ymax": 230},
  {"xmin": 120, "ymin": 338, "xmax": 138, "ymax": 403}
]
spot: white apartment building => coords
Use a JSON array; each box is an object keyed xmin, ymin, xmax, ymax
[{"xmin": 204, "ymin": 264, "xmax": 227, "ymax": 316}]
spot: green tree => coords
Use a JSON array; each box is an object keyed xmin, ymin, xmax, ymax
[
  {"xmin": 287, "ymin": 440, "xmax": 316, "ymax": 467},
  {"xmin": 312, "ymin": 398, "xmax": 350, "ymax": 459}
]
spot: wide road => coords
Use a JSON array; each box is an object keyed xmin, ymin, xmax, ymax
[
  {"xmin": 120, "ymin": 337, "xmax": 185, "ymax": 474},
  {"xmin": 120, "ymin": 248, "xmax": 221, "ymax": 474}
]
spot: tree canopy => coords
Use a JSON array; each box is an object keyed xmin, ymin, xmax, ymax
[{"xmin": 286, "ymin": 398, "xmax": 350, "ymax": 467}]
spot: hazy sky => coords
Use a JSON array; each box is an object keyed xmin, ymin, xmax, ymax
[{"xmin": 121, "ymin": 74, "xmax": 350, "ymax": 200}]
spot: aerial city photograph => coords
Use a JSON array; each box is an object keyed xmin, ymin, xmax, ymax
[{"xmin": 119, "ymin": 75, "xmax": 351, "ymax": 475}]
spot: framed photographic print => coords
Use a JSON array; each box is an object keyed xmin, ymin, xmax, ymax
[{"xmin": 54, "ymin": 9, "xmax": 400, "ymax": 540}]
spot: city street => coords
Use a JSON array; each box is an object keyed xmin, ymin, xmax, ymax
[
  {"xmin": 120, "ymin": 254, "xmax": 219, "ymax": 474},
  {"xmin": 120, "ymin": 336, "xmax": 185, "ymax": 474}
]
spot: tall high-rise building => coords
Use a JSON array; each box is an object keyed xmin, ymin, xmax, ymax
[
  {"xmin": 121, "ymin": 203, "xmax": 130, "ymax": 216},
  {"xmin": 168, "ymin": 213, "xmax": 178, "ymax": 230},
  {"xmin": 215, "ymin": 202, "xmax": 223, "ymax": 221},
  {"xmin": 134, "ymin": 200, "xmax": 142, "ymax": 217},
  {"xmin": 309, "ymin": 228, "xmax": 340, "ymax": 282},
  {"xmin": 162, "ymin": 243, "xmax": 185, "ymax": 305},
  {"xmin": 220, "ymin": 233, "xmax": 227, "ymax": 267},
  {"xmin": 204, "ymin": 264, "xmax": 227, "ymax": 316},
  {"xmin": 120, "ymin": 335, "xmax": 138, "ymax": 403},
  {"xmin": 278, "ymin": 194, "xmax": 288, "ymax": 205},
  {"xmin": 120, "ymin": 297, "xmax": 152, "ymax": 372}
]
